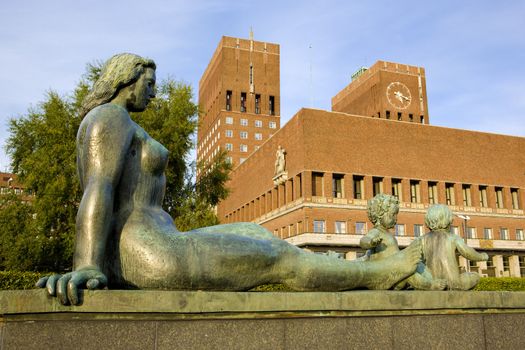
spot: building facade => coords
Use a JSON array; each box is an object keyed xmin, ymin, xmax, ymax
[
  {"xmin": 197, "ymin": 35, "xmax": 281, "ymax": 167},
  {"xmin": 199, "ymin": 37, "xmax": 525, "ymax": 278}
]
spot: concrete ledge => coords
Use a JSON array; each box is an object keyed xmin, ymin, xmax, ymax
[
  {"xmin": 2, "ymin": 290, "xmax": 525, "ymax": 349},
  {"xmin": 1, "ymin": 289, "xmax": 525, "ymax": 317}
]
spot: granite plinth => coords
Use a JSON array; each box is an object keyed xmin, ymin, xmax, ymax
[{"xmin": 1, "ymin": 289, "xmax": 524, "ymax": 349}]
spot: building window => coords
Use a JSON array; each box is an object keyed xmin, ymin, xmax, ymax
[
  {"xmin": 332, "ymin": 174, "xmax": 344, "ymax": 198},
  {"xmin": 420, "ymin": 116, "xmax": 424, "ymax": 124},
  {"xmin": 313, "ymin": 220, "xmax": 326, "ymax": 233},
  {"xmin": 335, "ymin": 221, "xmax": 346, "ymax": 234},
  {"xmin": 240, "ymin": 144, "xmax": 248, "ymax": 153},
  {"xmin": 269, "ymin": 121, "xmax": 277, "ymax": 129},
  {"xmin": 462, "ymin": 184, "xmax": 472, "ymax": 206},
  {"xmin": 255, "ymin": 133, "xmax": 262, "ymax": 140},
  {"xmin": 500, "ymin": 228, "xmax": 509, "ymax": 240},
  {"xmin": 225, "ymin": 116, "xmax": 233, "ymax": 124},
  {"xmin": 511, "ymin": 188, "xmax": 520, "ymax": 209},
  {"xmin": 410, "ymin": 180, "xmax": 421, "ymax": 203},
  {"xmin": 226, "ymin": 90, "xmax": 232, "ymax": 111},
  {"xmin": 269, "ymin": 95, "xmax": 275, "ymax": 115},
  {"xmin": 495, "ymin": 187, "xmax": 504, "ymax": 208},
  {"xmin": 407, "ymin": 113, "xmax": 412, "ymax": 121},
  {"xmin": 225, "ymin": 143, "xmax": 233, "ymax": 151},
  {"xmin": 483, "ymin": 228, "xmax": 493, "ymax": 240},
  {"xmin": 479, "ymin": 186, "xmax": 488, "ymax": 207},
  {"xmin": 225, "ymin": 156, "xmax": 232, "ymax": 164},
  {"xmin": 255, "ymin": 94, "xmax": 261, "ymax": 114},
  {"xmin": 373, "ymin": 177, "xmax": 383, "ymax": 196},
  {"xmin": 386, "ymin": 110, "xmax": 390, "ymax": 119},
  {"xmin": 353, "ymin": 175, "xmax": 364, "ymax": 199},
  {"xmin": 445, "ymin": 183, "xmax": 455, "ymax": 205},
  {"xmin": 312, "ymin": 172, "xmax": 323, "ymax": 196},
  {"xmin": 414, "ymin": 224, "xmax": 424, "ymax": 237},
  {"xmin": 225, "ymin": 130, "xmax": 233, "ymax": 138},
  {"xmin": 395, "ymin": 224, "xmax": 405, "ymax": 236},
  {"xmin": 240, "ymin": 118, "xmax": 248, "ymax": 126},
  {"xmin": 355, "ymin": 222, "xmax": 366, "ymax": 235},
  {"xmin": 240, "ymin": 131, "xmax": 248, "ymax": 139},
  {"xmin": 467, "ymin": 227, "xmax": 476, "ymax": 239},
  {"xmin": 428, "ymin": 181, "xmax": 438, "ymax": 204},
  {"xmin": 516, "ymin": 229, "xmax": 524, "ymax": 240},
  {"xmin": 396, "ymin": 112, "xmax": 401, "ymax": 120},
  {"xmin": 450, "ymin": 226, "xmax": 459, "ymax": 235},
  {"xmin": 240, "ymin": 92, "xmax": 247, "ymax": 112},
  {"xmin": 409, "ymin": 114, "xmax": 414, "ymax": 122},
  {"xmin": 239, "ymin": 157, "xmax": 246, "ymax": 164},
  {"xmin": 391, "ymin": 178, "xmax": 402, "ymax": 200},
  {"xmin": 255, "ymin": 120, "xmax": 262, "ymax": 127}
]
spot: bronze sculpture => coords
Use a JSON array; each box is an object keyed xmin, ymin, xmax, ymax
[
  {"xmin": 360, "ymin": 194, "xmax": 446, "ymax": 290},
  {"xmin": 37, "ymin": 53, "xmax": 421, "ymax": 305},
  {"xmin": 420, "ymin": 204, "xmax": 489, "ymax": 290}
]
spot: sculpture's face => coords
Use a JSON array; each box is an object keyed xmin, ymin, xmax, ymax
[{"xmin": 127, "ymin": 67, "xmax": 156, "ymax": 112}]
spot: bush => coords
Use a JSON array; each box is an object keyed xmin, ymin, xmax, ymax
[
  {"xmin": 0, "ymin": 270, "xmax": 47, "ymax": 290},
  {"xmin": 473, "ymin": 277, "xmax": 525, "ymax": 291}
]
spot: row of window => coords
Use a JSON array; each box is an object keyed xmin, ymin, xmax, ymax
[
  {"xmin": 225, "ymin": 116, "xmax": 277, "ymax": 129},
  {"xmin": 226, "ymin": 91, "xmax": 275, "ymax": 115},
  {"xmin": 323, "ymin": 173, "xmax": 522, "ymax": 210},
  {"xmin": 311, "ymin": 219, "xmax": 524, "ymax": 240},
  {"xmin": 376, "ymin": 111, "xmax": 425, "ymax": 124},
  {"xmin": 224, "ymin": 130, "xmax": 264, "ymax": 140}
]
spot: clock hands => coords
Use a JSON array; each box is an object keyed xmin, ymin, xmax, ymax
[{"xmin": 394, "ymin": 91, "xmax": 410, "ymax": 102}]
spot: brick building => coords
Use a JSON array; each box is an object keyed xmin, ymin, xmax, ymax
[{"xmin": 198, "ymin": 36, "xmax": 525, "ymax": 278}]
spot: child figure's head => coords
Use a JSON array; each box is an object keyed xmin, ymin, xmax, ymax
[
  {"xmin": 425, "ymin": 204, "xmax": 453, "ymax": 232},
  {"xmin": 367, "ymin": 194, "xmax": 399, "ymax": 229}
]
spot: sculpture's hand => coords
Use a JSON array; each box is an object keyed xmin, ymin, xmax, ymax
[
  {"xmin": 371, "ymin": 236, "xmax": 383, "ymax": 246},
  {"xmin": 35, "ymin": 267, "xmax": 107, "ymax": 305}
]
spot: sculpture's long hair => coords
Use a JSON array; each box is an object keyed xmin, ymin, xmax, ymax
[{"xmin": 80, "ymin": 53, "xmax": 156, "ymax": 119}]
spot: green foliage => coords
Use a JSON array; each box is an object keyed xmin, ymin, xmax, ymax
[
  {"xmin": 0, "ymin": 270, "xmax": 46, "ymax": 290},
  {"xmin": 473, "ymin": 277, "xmax": 525, "ymax": 291},
  {"xmin": 2, "ymin": 64, "xmax": 231, "ymax": 272}
]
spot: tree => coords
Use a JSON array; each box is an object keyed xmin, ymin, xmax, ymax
[{"xmin": 2, "ymin": 65, "xmax": 230, "ymax": 272}]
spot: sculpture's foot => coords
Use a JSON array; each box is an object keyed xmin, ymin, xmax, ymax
[
  {"xmin": 430, "ymin": 278, "xmax": 447, "ymax": 291},
  {"xmin": 362, "ymin": 241, "xmax": 421, "ymax": 290}
]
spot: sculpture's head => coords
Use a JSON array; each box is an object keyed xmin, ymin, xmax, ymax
[
  {"xmin": 425, "ymin": 204, "xmax": 453, "ymax": 232},
  {"xmin": 367, "ymin": 194, "xmax": 399, "ymax": 229},
  {"xmin": 80, "ymin": 53, "xmax": 157, "ymax": 118}
]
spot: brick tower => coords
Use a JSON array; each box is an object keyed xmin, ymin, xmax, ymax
[{"xmin": 197, "ymin": 34, "xmax": 281, "ymax": 168}]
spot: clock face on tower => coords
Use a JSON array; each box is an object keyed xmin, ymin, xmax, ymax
[{"xmin": 386, "ymin": 82, "xmax": 412, "ymax": 109}]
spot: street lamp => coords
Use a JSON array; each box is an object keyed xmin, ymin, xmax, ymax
[
  {"xmin": 457, "ymin": 214, "xmax": 471, "ymax": 272},
  {"xmin": 457, "ymin": 214, "xmax": 470, "ymax": 244}
]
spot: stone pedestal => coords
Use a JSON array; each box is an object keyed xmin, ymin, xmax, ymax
[{"xmin": 1, "ymin": 289, "xmax": 525, "ymax": 349}]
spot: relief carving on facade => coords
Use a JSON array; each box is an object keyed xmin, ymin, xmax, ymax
[{"xmin": 273, "ymin": 145, "xmax": 288, "ymax": 186}]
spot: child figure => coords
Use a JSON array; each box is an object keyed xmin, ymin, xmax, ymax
[
  {"xmin": 421, "ymin": 204, "xmax": 489, "ymax": 290},
  {"xmin": 360, "ymin": 194, "xmax": 446, "ymax": 290}
]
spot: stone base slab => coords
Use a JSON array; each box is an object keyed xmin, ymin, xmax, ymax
[{"xmin": 1, "ymin": 290, "xmax": 525, "ymax": 349}]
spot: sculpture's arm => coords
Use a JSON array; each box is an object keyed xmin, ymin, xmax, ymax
[
  {"xmin": 37, "ymin": 107, "xmax": 134, "ymax": 305},
  {"xmin": 455, "ymin": 237, "xmax": 489, "ymax": 262},
  {"xmin": 360, "ymin": 229, "xmax": 382, "ymax": 249}
]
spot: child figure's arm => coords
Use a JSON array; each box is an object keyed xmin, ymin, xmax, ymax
[
  {"xmin": 455, "ymin": 236, "xmax": 489, "ymax": 261},
  {"xmin": 360, "ymin": 228, "xmax": 382, "ymax": 249}
]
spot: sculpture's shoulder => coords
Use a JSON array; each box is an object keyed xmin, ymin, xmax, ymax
[{"xmin": 82, "ymin": 103, "xmax": 132, "ymax": 126}]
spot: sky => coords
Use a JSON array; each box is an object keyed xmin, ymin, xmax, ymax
[{"xmin": 1, "ymin": 0, "xmax": 524, "ymax": 171}]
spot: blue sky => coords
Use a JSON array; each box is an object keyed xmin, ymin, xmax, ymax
[{"xmin": 1, "ymin": 0, "xmax": 524, "ymax": 171}]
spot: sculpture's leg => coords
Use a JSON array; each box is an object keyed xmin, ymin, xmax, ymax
[
  {"xmin": 454, "ymin": 272, "xmax": 481, "ymax": 290},
  {"xmin": 279, "ymin": 242, "xmax": 421, "ymax": 291},
  {"xmin": 406, "ymin": 263, "xmax": 447, "ymax": 290}
]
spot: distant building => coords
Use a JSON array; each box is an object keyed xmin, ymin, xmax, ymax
[
  {"xmin": 198, "ymin": 36, "xmax": 525, "ymax": 278},
  {"xmin": 0, "ymin": 172, "xmax": 33, "ymax": 202}
]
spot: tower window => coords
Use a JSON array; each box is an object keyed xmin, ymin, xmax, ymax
[
  {"xmin": 386, "ymin": 110, "xmax": 390, "ymax": 119},
  {"xmin": 269, "ymin": 96, "xmax": 275, "ymax": 115},
  {"xmin": 397, "ymin": 112, "xmax": 401, "ymax": 120},
  {"xmin": 240, "ymin": 92, "xmax": 247, "ymax": 112},
  {"xmin": 332, "ymin": 174, "xmax": 344, "ymax": 198},
  {"xmin": 495, "ymin": 187, "xmax": 504, "ymax": 208},
  {"xmin": 255, "ymin": 94, "xmax": 261, "ymax": 114},
  {"xmin": 373, "ymin": 177, "xmax": 383, "ymax": 196},
  {"xmin": 391, "ymin": 179, "xmax": 402, "ymax": 200},
  {"xmin": 409, "ymin": 114, "xmax": 414, "ymax": 122},
  {"xmin": 420, "ymin": 115, "xmax": 424, "ymax": 124},
  {"xmin": 445, "ymin": 183, "xmax": 455, "ymax": 205},
  {"xmin": 353, "ymin": 175, "xmax": 364, "ymax": 200},
  {"xmin": 225, "ymin": 90, "xmax": 232, "ymax": 111}
]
